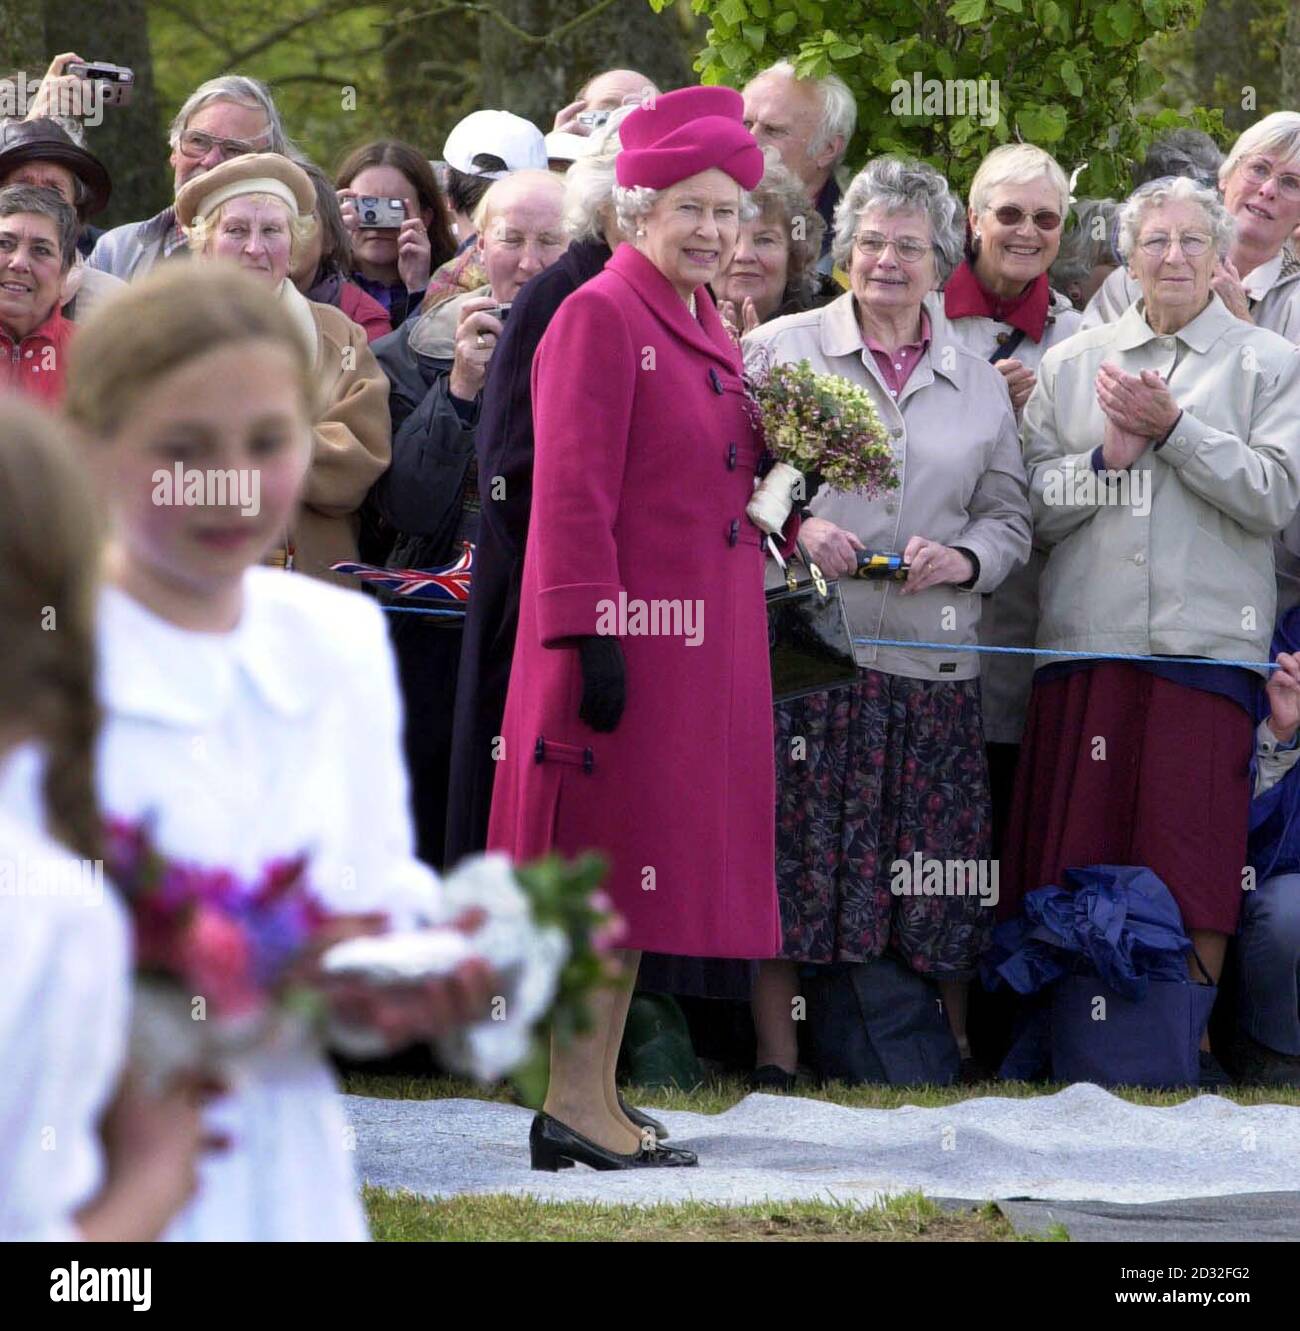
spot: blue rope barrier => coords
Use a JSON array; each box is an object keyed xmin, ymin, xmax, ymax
[
  {"xmin": 380, "ymin": 604, "xmax": 467, "ymax": 619},
  {"xmin": 852, "ymin": 636, "xmax": 1280, "ymax": 671}
]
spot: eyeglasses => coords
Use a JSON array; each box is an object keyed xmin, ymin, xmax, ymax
[
  {"xmin": 853, "ymin": 232, "xmax": 932, "ymax": 263},
  {"xmin": 1136, "ymin": 231, "xmax": 1212, "ymax": 258},
  {"xmin": 1239, "ymin": 156, "xmax": 1300, "ymax": 201},
  {"xmin": 176, "ymin": 127, "xmax": 272, "ymax": 162},
  {"xmin": 988, "ymin": 204, "xmax": 1062, "ymax": 231}
]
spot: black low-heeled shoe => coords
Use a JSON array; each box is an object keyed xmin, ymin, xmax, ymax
[
  {"xmin": 529, "ymin": 1112, "xmax": 698, "ymax": 1172},
  {"xmin": 618, "ymin": 1093, "xmax": 669, "ymax": 1141}
]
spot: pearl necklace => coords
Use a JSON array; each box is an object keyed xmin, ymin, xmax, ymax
[{"xmin": 688, "ymin": 292, "xmax": 697, "ymax": 319}]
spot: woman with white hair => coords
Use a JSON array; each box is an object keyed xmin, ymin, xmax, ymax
[
  {"xmin": 1003, "ymin": 176, "xmax": 1300, "ymax": 1083},
  {"xmin": 1083, "ymin": 111, "xmax": 1300, "ymax": 339},
  {"xmin": 176, "ymin": 151, "xmax": 391, "ymax": 581},
  {"xmin": 743, "ymin": 156, "xmax": 1031, "ymax": 1086},
  {"xmin": 445, "ymin": 112, "xmax": 629, "ymax": 868},
  {"xmin": 927, "ymin": 144, "xmax": 1084, "ymax": 858}
]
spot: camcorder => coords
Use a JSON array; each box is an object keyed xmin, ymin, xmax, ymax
[
  {"xmin": 356, "ymin": 196, "xmax": 407, "ymax": 230},
  {"xmin": 67, "ymin": 61, "xmax": 134, "ymax": 107}
]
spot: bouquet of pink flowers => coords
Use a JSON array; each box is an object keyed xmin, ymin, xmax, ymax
[{"xmin": 105, "ymin": 817, "xmax": 332, "ymax": 1087}]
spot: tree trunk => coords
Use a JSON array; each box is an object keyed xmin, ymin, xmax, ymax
[
  {"xmin": 1281, "ymin": 0, "xmax": 1300, "ymax": 111},
  {"xmin": 43, "ymin": 0, "xmax": 169, "ymax": 225},
  {"xmin": 479, "ymin": 0, "xmax": 695, "ymax": 131},
  {"xmin": 0, "ymin": 1, "xmax": 45, "ymax": 76}
]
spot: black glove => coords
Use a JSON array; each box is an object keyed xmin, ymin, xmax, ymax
[{"xmin": 577, "ymin": 635, "xmax": 626, "ymax": 733}]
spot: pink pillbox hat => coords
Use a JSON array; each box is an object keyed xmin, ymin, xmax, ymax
[{"xmin": 616, "ymin": 85, "xmax": 763, "ymax": 191}]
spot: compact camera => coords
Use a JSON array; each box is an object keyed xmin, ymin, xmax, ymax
[
  {"xmin": 67, "ymin": 61, "xmax": 134, "ymax": 107},
  {"xmin": 487, "ymin": 303, "xmax": 513, "ymax": 324},
  {"xmin": 576, "ymin": 110, "xmax": 611, "ymax": 130},
  {"xmin": 356, "ymin": 196, "xmax": 407, "ymax": 229}
]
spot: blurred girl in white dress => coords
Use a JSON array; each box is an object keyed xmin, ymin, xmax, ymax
[
  {"xmin": 62, "ymin": 263, "xmax": 495, "ymax": 1241},
  {"xmin": 0, "ymin": 400, "xmax": 206, "ymax": 1241}
]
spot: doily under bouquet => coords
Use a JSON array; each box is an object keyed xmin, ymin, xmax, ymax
[
  {"xmin": 321, "ymin": 852, "xmax": 625, "ymax": 1101},
  {"xmin": 106, "ymin": 818, "xmax": 624, "ymax": 1096},
  {"xmin": 744, "ymin": 352, "xmax": 898, "ymax": 535}
]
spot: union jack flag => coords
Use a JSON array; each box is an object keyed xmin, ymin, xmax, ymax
[{"xmin": 331, "ymin": 542, "xmax": 474, "ymax": 603}]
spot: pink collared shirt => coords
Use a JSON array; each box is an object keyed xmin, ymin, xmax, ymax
[{"xmin": 864, "ymin": 309, "xmax": 931, "ymax": 398}]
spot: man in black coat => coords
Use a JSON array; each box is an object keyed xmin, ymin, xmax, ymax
[{"xmin": 444, "ymin": 237, "xmax": 613, "ymax": 866}]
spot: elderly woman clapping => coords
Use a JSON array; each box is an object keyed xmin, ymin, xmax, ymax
[
  {"xmin": 744, "ymin": 156, "xmax": 1031, "ymax": 1083},
  {"xmin": 177, "ymin": 153, "xmax": 391, "ymax": 581},
  {"xmin": 1004, "ymin": 177, "xmax": 1300, "ymax": 1081}
]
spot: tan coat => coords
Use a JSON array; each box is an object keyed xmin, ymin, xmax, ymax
[
  {"xmin": 280, "ymin": 285, "xmax": 392, "ymax": 582},
  {"xmin": 1025, "ymin": 294, "xmax": 1300, "ymax": 671},
  {"xmin": 1081, "ymin": 246, "xmax": 1300, "ymax": 622},
  {"xmin": 744, "ymin": 290, "xmax": 1031, "ymax": 682}
]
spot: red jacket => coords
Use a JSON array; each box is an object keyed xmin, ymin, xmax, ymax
[
  {"xmin": 1, "ymin": 306, "xmax": 74, "ymax": 403},
  {"xmin": 338, "ymin": 281, "xmax": 391, "ymax": 343}
]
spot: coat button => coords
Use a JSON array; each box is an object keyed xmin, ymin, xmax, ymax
[
  {"xmin": 726, "ymin": 442, "xmax": 737, "ymax": 470},
  {"xmin": 728, "ymin": 518, "xmax": 740, "ymax": 546},
  {"xmin": 709, "ymin": 368, "xmax": 724, "ymax": 395}
]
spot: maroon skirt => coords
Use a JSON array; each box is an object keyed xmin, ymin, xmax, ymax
[{"xmin": 1001, "ymin": 663, "xmax": 1252, "ymax": 935}]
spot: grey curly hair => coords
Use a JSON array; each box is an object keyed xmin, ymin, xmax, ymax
[
  {"xmin": 1116, "ymin": 175, "xmax": 1233, "ymax": 262},
  {"xmin": 832, "ymin": 156, "xmax": 964, "ymax": 282}
]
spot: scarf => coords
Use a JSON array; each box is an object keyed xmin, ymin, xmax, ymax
[{"xmin": 943, "ymin": 258, "xmax": 1051, "ymax": 342}]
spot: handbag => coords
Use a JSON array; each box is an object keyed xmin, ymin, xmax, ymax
[
  {"xmin": 1049, "ymin": 959, "xmax": 1217, "ymax": 1088},
  {"xmin": 765, "ymin": 538, "xmax": 858, "ymax": 702}
]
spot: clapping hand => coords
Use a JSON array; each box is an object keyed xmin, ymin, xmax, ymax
[
  {"xmin": 1211, "ymin": 258, "xmax": 1254, "ymax": 323},
  {"xmin": 1096, "ymin": 361, "xmax": 1181, "ymax": 442},
  {"xmin": 718, "ymin": 298, "xmax": 761, "ymax": 344},
  {"xmin": 1266, "ymin": 652, "xmax": 1300, "ymax": 744},
  {"xmin": 994, "ymin": 358, "xmax": 1036, "ymax": 418}
]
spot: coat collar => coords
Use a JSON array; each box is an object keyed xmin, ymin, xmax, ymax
[
  {"xmin": 1111, "ymin": 290, "xmax": 1237, "ymax": 354},
  {"xmin": 606, "ymin": 243, "xmax": 741, "ymax": 373},
  {"xmin": 99, "ymin": 579, "xmax": 316, "ymax": 727},
  {"xmin": 819, "ymin": 290, "xmax": 963, "ymax": 389},
  {"xmin": 278, "ymin": 278, "xmax": 323, "ymax": 366}
]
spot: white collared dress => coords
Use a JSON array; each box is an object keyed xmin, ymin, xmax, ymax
[
  {"xmin": 0, "ymin": 743, "xmax": 131, "ymax": 1241},
  {"xmin": 96, "ymin": 568, "xmax": 443, "ymax": 1242}
]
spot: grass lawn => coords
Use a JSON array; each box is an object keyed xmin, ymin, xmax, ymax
[{"xmin": 345, "ymin": 1071, "xmax": 1300, "ymax": 1241}]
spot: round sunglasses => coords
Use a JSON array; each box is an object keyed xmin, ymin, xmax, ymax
[{"xmin": 987, "ymin": 204, "xmax": 1062, "ymax": 231}]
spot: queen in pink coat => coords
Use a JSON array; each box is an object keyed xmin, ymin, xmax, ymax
[{"xmin": 489, "ymin": 87, "xmax": 792, "ymax": 1171}]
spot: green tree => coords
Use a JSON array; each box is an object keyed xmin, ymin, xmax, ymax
[{"xmin": 658, "ymin": 0, "xmax": 1224, "ymax": 198}]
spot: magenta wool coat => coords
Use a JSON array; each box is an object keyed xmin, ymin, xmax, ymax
[{"xmin": 487, "ymin": 244, "xmax": 783, "ymax": 958}]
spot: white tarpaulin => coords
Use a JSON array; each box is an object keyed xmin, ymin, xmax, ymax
[{"xmin": 345, "ymin": 1083, "xmax": 1300, "ymax": 1207}]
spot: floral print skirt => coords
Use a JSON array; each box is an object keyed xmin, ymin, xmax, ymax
[{"xmin": 773, "ymin": 668, "xmax": 993, "ymax": 976}]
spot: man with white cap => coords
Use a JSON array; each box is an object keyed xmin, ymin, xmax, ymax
[
  {"xmin": 421, "ymin": 109, "xmax": 548, "ymax": 312},
  {"xmin": 442, "ymin": 110, "xmax": 547, "ymax": 245}
]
